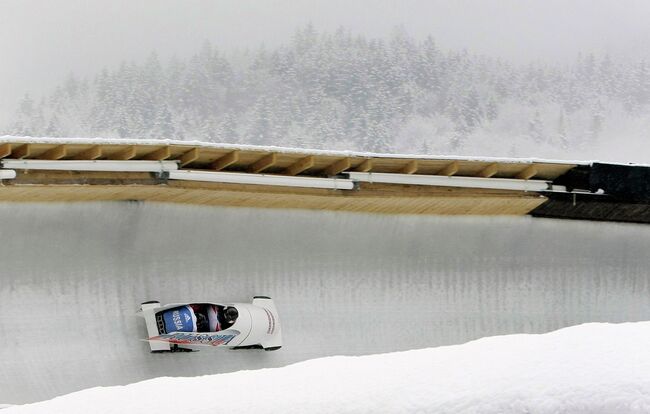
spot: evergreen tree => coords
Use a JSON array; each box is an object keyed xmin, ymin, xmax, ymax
[
  {"xmin": 246, "ymin": 97, "xmax": 272, "ymax": 145},
  {"xmin": 556, "ymin": 109, "xmax": 568, "ymax": 148},
  {"xmin": 587, "ymin": 101, "xmax": 605, "ymax": 142},
  {"xmin": 150, "ymin": 103, "xmax": 175, "ymax": 139},
  {"xmin": 45, "ymin": 113, "xmax": 63, "ymax": 137},
  {"xmin": 11, "ymin": 94, "xmax": 36, "ymax": 136},
  {"xmin": 485, "ymin": 97, "xmax": 498, "ymax": 122},
  {"xmin": 3, "ymin": 25, "xmax": 649, "ymax": 157},
  {"xmin": 528, "ymin": 110, "xmax": 544, "ymax": 143},
  {"xmin": 217, "ymin": 113, "xmax": 239, "ymax": 143}
]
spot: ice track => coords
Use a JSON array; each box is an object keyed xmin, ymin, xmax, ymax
[{"xmin": 1, "ymin": 202, "xmax": 649, "ymax": 404}]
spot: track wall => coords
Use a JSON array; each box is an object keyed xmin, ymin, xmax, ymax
[{"xmin": 1, "ymin": 203, "xmax": 649, "ymax": 403}]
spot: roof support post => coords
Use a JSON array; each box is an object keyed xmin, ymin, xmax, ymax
[
  {"xmin": 114, "ymin": 146, "xmax": 137, "ymax": 160},
  {"xmin": 477, "ymin": 163, "xmax": 498, "ymax": 178},
  {"xmin": 143, "ymin": 146, "xmax": 171, "ymax": 161},
  {"xmin": 73, "ymin": 146, "xmax": 102, "ymax": 160},
  {"xmin": 180, "ymin": 148, "xmax": 200, "ymax": 167},
  {"xmin": 324, "ymin": 157, "xmax": 351, "ymax": 176},
  {"xmin": 248, "ymin": 153, "xmax": 277, "ymax": 174},
  {"xmin": 41, "ymin": 145, "xmax": 67, "ymax": 160},
  {"xmin": 399, "ymin": 160, "xmax": 418, "ymax": 175},
  {"xmin": 0, "ymin": 143, "xmax": 11, "ymax": 158},
  {"xmin": 438, "ymin": 161, "xmax": 459, "ymax": 176},
  {"xmin": 210, "ymin": 150, "xmax": 239, "ymax": 171},
  {"xmin": 12, "ymin": 144, "xmax": 31, "ymax": 159},
  {"xmin": 284, "ymin": 156, "xmax": 314, "ymax": 176},
  {"xmin": 355, "ymin": 159, "xmax": 373, "ymax": 172},
  {"xmin": 516, "ymin": 165, "xmax": 538, "ymax": 180}
]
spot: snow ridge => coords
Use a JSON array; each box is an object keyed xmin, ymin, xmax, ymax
[{"xmin": 7, "ymin": 322, "xmax": 650, "ymax": 414}]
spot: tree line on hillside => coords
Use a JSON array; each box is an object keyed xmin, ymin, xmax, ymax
[{"xmin": 5, "ymin": 25, "xmax": 650, "ymax": 156}]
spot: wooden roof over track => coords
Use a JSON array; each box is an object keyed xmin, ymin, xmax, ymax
[
  {"xmin": 0, "ymin": 138, "xmax": 577, "ymax": 180},
  {"xmin": 0, "ymin": 138, "xmax": 580, "ymax": 216}
]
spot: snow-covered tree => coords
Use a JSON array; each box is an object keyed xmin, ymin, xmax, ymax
[{"xmin": 4, "ymin": 25, "xmax": 650, "ymax": 158}]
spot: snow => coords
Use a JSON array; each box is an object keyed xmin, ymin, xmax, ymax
[{"xmin": 5, "ymin": 322, "xmax": 650, "ymax": 414}]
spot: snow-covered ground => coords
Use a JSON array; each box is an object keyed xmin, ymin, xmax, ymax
[{"xmin": 5, "ymin": 322, "xmax": 650, "ymax": 414}]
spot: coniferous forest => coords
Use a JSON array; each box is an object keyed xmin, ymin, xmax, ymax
[{"xmin": 5, "ymin": 26, "xmax": 650, "ymax": 159}]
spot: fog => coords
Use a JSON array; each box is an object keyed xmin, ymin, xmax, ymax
[{"xmin": 2, "ymin": 0, "xmax": 650, "ymax": 122}]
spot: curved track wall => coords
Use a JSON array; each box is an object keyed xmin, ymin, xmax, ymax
[{"xmin": 1, "ymin": 203, "xmax": 649, "ymax": 403}]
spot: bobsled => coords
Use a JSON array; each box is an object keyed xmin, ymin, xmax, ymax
[{"xmin": 138, "ymin": 296, "xmax": 282, "ymax": 352}]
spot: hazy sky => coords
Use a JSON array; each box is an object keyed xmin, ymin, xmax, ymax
[{"xmin": 2, "ymin": 0, "xmax": 650, "ymax": 123}]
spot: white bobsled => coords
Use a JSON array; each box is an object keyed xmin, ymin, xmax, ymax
[{"xmin": 138, "ymin": 296, "xmax": 282, "ymax": 352}]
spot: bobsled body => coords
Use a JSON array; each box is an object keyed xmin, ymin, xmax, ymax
[{"xmin": 138, "ymin": 297, "xmax": 282, "ymax": 352}]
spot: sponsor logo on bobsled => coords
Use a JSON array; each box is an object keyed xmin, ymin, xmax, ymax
[
  {"xmin": 172, "ymin": 310, "xmax": 183, "ymax": 330},
  {"xmin": 153, "ymin": 332, "xmax": 238, "ymax": 346}
]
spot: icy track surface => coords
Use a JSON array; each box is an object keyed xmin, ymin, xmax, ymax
[
  {"xmin": 6, "ymin": 322, "xmax": 650, "ymax": 414},
  {"xmin": 1, "ymin": 203, "xmax": 650, "ymax": 404}
]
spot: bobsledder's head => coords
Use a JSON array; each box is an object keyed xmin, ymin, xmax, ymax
[
  {"xmin": 195, "ymin": 312, "xmax": 209, "ymax": 331},
  {"xmin": 223, "ymin": 307, "xmax": 238, "ymax": 324}
]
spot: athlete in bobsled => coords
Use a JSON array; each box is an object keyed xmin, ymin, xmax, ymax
[
  {"xmin": 161, "ymin": 304, "xmax": 239, "ymax": 333},
  {"xmin": 138, "ymin": 297, "xmax": 282, "ymax": 352}
]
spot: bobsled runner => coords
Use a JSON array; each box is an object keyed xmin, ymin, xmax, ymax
[{"xmin": 138, "ymin": 296, "xmax": 282, "ymax": 353}]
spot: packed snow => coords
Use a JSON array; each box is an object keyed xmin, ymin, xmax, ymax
[{"xmin": 6, "ymin": 322, "xmax": 650, "ymax": 414}]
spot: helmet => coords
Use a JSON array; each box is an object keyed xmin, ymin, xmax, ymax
[
  {"xmin": 195, "ymin": 312, "xmax": 208, "ymax": 331},
  {"xmin": 224, "ymin": 307, "xmax": 239, "ymax": 324}
]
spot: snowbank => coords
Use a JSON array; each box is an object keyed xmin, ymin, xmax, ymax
[{"xmin": 6, "ymin": 322, "xmax": 650, "ymax": 414}]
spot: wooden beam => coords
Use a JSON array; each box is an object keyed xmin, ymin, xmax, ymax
[
  {"xmin": 438, "ymin": 161, "xmax": 459, "ymax": 176},
  {"xmin": 12, "ymin": 144, "xmax": 31, "ymax": 159},
  {"xmin": 114, "ymin": 146, "xmax": 136, "ymax": 160},
  {"xmin": 477, "ymin": 163, "xmax": 498, "ymax": 178},
  {"xmin": 210, "ymin": 150, "xmax": 239, "ymax": 171},
  {"xmin": 284, "ymin": 156, "xmax": 314, "ymax": 176},
  {"xmin": 516, "ymin": 165, "xmax": 538, "ymax": 180},
  {"xmin": 73, "ymin": 146, "xmax": 102, "ymax": 160},
  {"xmin": 143, "ymin": 146, "xmax": 171, "ymax": 161},
  {"xmin": 355, "ymin": 159, "xmax": 373, "ymax": 172},
  {"xmin": 399, "ymin": 160, "xmax": 418, "ymax": 175},
  {"xmin": 0, "ymin": 143, "xmax": 11, "ymax": 159},
  {"xmin": 248, "ymin": 153, "xmax": 277, "ymax": 174},
  {"xmin": 40, "ymin": 145, "xmax": 67, "ymax": 160},
  {"xmin": 179, "ymin": 148, "xmax": 199, "ymax": 167},
  {"xmin": 324, "ymin": 157, "xmax": 351, "ymax": 176}
]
